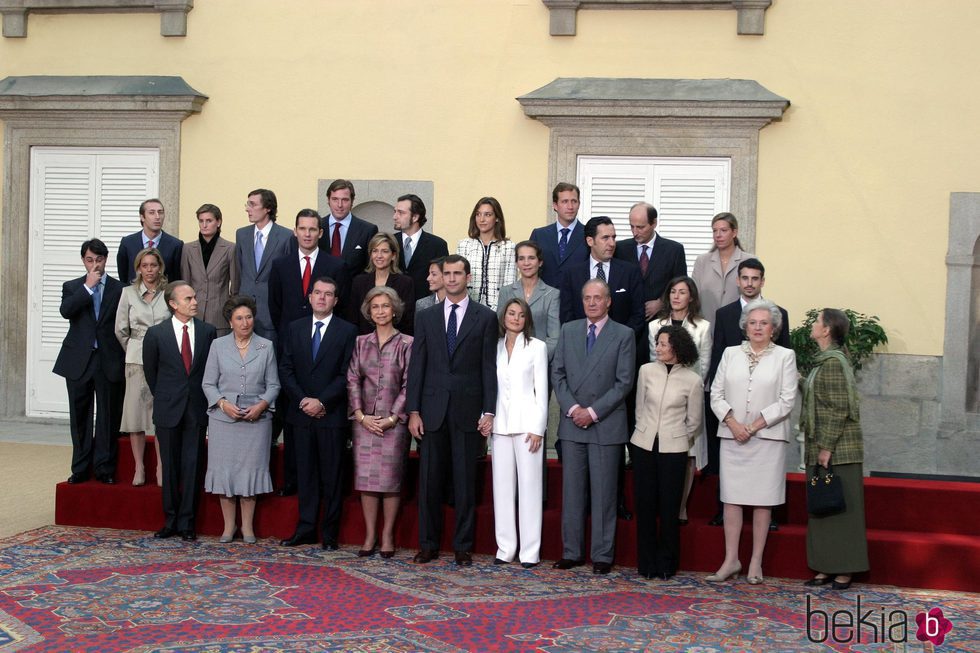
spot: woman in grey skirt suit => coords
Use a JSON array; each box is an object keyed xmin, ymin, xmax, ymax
[
  {"xmin": 202, "ymin": 295, "xmax": 280, "ymax": 543},
  {"xmin": 496, "ymin": 240, "xmax": 560, "ymax": 361}
]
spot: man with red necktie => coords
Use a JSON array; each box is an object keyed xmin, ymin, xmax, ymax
[{"xmin": 317, "ymin": 179, "xmax": 378, "ymax": 277}]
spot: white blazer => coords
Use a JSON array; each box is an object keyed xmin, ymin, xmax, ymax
[
  {"xmin": 648, "ymin": 315, "xmax": 712, "ymax": 386},
  {"xmin": 493, "ymin": 335, "xmax": 548, "ymax": 436},
  {"xmin": 710, "ymin": 344, "xmax": 797, "ymax": 442}
]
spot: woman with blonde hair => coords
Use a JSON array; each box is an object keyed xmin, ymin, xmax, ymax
[{"xmin": 348, "ymin": 232, "xmax": 415, "ymax": 334}]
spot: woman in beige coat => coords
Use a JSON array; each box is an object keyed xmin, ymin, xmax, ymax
[
  {"xmin": 180, "ymin": 204, "xmax": 238, "ymax": 336},
  {"xmin": 691, "ymin": 212, "xmax": 753, "ymax": 324},
  {"xmin": 631, "ymin": 324, "xmax": 704, "ymax": 580},
  {"xmin": 114, "ymin": 248, "xmax": 170, "ymax": 486}
]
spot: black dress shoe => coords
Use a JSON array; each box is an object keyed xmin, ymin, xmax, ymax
[
  {"xmin": 454, "ymin": 551, "xmax": 473, "ymax": 566},
  {"xmin": 154, "ymin": 526, "xmax": 177, "ymax": 539},
  {"xmin": 552, "ymin": 558, "xmax": 585, "ymax": 570},
  {"xmin": 708, "ymin": 512, "xmax": 724, "ymax": 526},
  {"xmin": 96, "ymin": 474, "xmax": 116, "ymax": 485},
  {"xmin": 831, "ymin": 577, "xmax": 853, "ymax": 591},
  {"xmin": 280, "ymin": 533, "xmax": 317, "ymax": 547},
  {"xmin": 804, "ymin": 575, "xmax": 832, "ymax": 587},
  {"xmin": 67, "ymin": 473, "xmax": 88, "ymax": 484},
  {"xmin": 493, "ymin": 557, "xmax": 510, "ymax": 565},
  {"xmin": 617, "ymin": 505, "xmax": 633, "ymax": 520},
  {"xmin": 769, "ymin": 520, "xmax": 779, "ymax": 532},
  {"xmin": 412, "ymin": 549, "xmax": 439, "ymax": 564},
  {"xmin": 180, "ymin": 530, "xmax": 197, "ymax": 541},
  {"xmin": 321, "ymin": 540, "xmax": 339, "ymax": 551},
  {"xmin": 593, "ymin": 562, "xmax": 613, "ymax": 575},
  {"xmin": 521, "ymin": 561, "xmax": 539, "ymax": 569},
  {"xmin": 277, "ymin": 484, "xmax": 297, "ymax": 497},
  {"xmin": 678, "ymin": 518, "xmax": 689, "ymax": 526}
]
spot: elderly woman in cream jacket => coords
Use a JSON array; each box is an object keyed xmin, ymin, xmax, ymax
[
  {"xmin": 491, "ymin": 298, "xmax": 549, "ymax": 568},
  {"xmin": 631, "ymin": 324, "xmax": 704, "ymax": 580}
]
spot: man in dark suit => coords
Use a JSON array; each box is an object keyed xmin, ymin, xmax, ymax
[
  {"xmin": 393, "ymin": 194, "xmax": 449, "ymax": 301},
  {"xmin": 559, "ymin": 216, "xmax": 645, "ymax": 334},
  {"xmin": 236, "ymin": 188, "xmax": 295, "ymax": 341},
  {"xmin": 318, "ymin": 179, "xmax": 379, "ymax": 276},
  {"xmin": 705, "ymin": 257, "xmax": 790, "ymax": 527},
  {"xmin": 614, "ymin": 202, "xmax": 687, "ymax": 322},
  {"xmin": 116, "ymin": 198, "xmax": 183, "ymax": 283},
  {"xmin": 53, "ymin": 238, "xmax": 126, "ymax": 484},
  {"xmin": 268, "ymin": 209, "xmax": 349, "ymax": 496},
  {"xmin": 529, "ymin": 182, "xmax": 589, "ymax": 290},
  {"xmin": 142, "ymin": 281, "xmax": 217, "ymax": 541},
  {"xmin": 406, "ymin": 254, "xmax": 497, "ymax": 566},
  {"xmin": 551, "ymin": 279, "xmax": 635, "ymax": 575},
  {"xmin": 278, "ymin": 277, "xmax": 357, "ymax": 550}
]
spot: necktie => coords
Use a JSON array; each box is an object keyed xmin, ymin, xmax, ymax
[
  {"xmin": 302, "ymin": 256, "xmax": 312, "ymax": 296},
  {"xmin": 92, "ymin": 281, "xmax": 102, "ymax": 320},
  {"xmin": 254, "ymin": 231, "xmax": 264, "ymax": 270},
  {"xmin": 639, "ymin": 245, "xmax": 650, "ymax": 277},
  {"xmin": 181, "ymin": 325, "xmax": 192, "ymax": 374},
  {"xmin": 587, "ymin": 323, "xmax": 596, "ymax": 354},
  {"xmin": 403, "ymin": 236, "xmax": 413, "ymax": 266},
  {"xmin": 312, "ymin": 321, "xmax": 323, "ymax": 359},
  {"xmin": 595, "ymin": 262, "xmax": 606, "ymax": 282},
  {"xmin": 147, "ymin": 239, "xmax": 155, "ymax": 249},
  {"xmin": 446, "ymin": 304, "xmax": 459, "ymax": 357},
  {"xmin": 331, "ymin": 222, "xmax": 343, "ymax": 258},
  {"xmin": 558, "ymin": 228, "xmax": 570, "ymax": 260}
]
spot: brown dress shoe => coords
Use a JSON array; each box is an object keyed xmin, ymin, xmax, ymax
[
  {"xmin": 412, "ymin": 549, "xmax": 439, "ymax": 564},
  {"xmin": 454, "ymin": 551, "xmax": 472, "ymax": 566}
]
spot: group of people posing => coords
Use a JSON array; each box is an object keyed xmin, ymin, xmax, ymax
[{"xmin": 55, "ymin": 180, "xmax": 868, "ymax": 588}]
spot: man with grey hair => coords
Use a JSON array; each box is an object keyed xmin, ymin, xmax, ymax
[{"xmin": 551, "ymin": 278, "xmax": 635, "ymax": 575}]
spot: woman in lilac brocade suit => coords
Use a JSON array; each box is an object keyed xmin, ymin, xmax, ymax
[{"xmin": 346, "ymin": 286, "xmax": 413, "ymax": 558}]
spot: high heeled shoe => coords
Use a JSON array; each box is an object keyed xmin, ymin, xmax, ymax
[
  {"xmin": 132, "ymin": 469, "xmax": 145, "ymax": 487},
  {"xmin": 218, "ymin": 532, "xmax": 235, "ymax": 544},
  {"xmin": 832, "ymin": 576, "xmax": 853, "ymax": 591},
  {"xmin": 706, "ymin": 563, "xmax": 741, "ymax": 582}
]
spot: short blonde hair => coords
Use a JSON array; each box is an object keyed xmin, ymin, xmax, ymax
[
  {"xmin": 364, "ymin": 232, "xmax": 401, "ymax": 274},
  {"xmin": 360, "ymin": 286, "xmax": 405, "ymax": 325},
  {"xmin": 133, "ymin": 248, "xmax": 168, "ymax": 288}
]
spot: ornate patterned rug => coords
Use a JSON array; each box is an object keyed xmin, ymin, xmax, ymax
[{"xmin": 0, "ymin": 526, "xmax": 975, "ymax": 652}]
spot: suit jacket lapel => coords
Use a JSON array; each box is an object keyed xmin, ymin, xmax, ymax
[
  {"xmin": 257, "ymin": 226, "xmax": 281, "ymax": 276},
  {"xmin": 572, "ymin": 321, "xmax": 614, "ymax": 393},
  {"xmin": 342, "ymin": 219, "xmax": 361, "ymax": 259},
  {"xmin": 452, "ymin": 304, "xmax": 480, "ymax": 355},
  {"xmin": 560, "ymin": 226, "xmax": 584, "ymax": 264},
  {"xmin": 190, "ymin": 319, "xmax": 209, "ymax": 375},
  {"xmin": 311, "ymin": 316, "xmax": 336, "ymax": 367}
]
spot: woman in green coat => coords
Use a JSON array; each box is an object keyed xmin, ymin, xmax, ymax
[{"xmin": 800, "ymin": 308, "xmax": 869, "ymax": 590}]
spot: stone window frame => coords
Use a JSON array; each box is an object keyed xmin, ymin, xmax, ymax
[
  {"xmin": 541, "ymin": 0, "xmax": 772, "ymax": 37},
  {"xmin": 0, "ymin": 0, "xmax": 193, "ymax": 38},
  {"xmin": 517, "ymin": 77, "xmax": 789, "ymax": 252},
  {"xmin": 0, "ymin": 75, "xmax": 206, "ymax": 418}
]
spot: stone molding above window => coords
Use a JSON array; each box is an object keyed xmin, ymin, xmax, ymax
[
  {"xmin": 0, "ymin": 0, "xmax": 193, "ymax": 38},
  {"xmin": 517, "ymin": 77, "xmax": 789, "ymax": 252},
  {"xmin": 541, "ymin": 0, "xmax": 771, "ymax": 36}
]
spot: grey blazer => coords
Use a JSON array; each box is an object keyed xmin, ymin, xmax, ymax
[
  {"xmin": 552, "ymin": 318, "xmax": 635, "ymax": 445},
  {"xmin": 235, "ymin": 223, "xmax": 295, "ymax": 339},
  {"xmin": 201, "ymin": 333, "xmax": 281, "ymax": 424},
  {"xmin": 181, "ymin": 236, "xmax": 239, "ymax": 336},
  {"xmin": 497, "ymin": 279, "xmax": 560, "ymax": 361}
]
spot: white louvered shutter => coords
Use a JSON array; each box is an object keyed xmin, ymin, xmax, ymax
[
  {"xmin": 577, "ymin": 156, "xmax": 731, "ymax": 272},
  {"xmin": 27, "ymin": 147, "xmax": 159, "ymax": 416}
]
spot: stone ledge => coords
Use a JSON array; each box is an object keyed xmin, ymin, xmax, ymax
[
  {"xmin": 0, "ymin": 75, "xmax": 207, "ymax": 115},
  {"xmin": 541, "ymin": 0, "xmax": 771, "ymax": 37},
  {"xmin": 0, "ymin": 0, "xmax": 193, "ymax": 38}
]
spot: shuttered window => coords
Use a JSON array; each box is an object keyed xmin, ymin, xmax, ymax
[
  {"xmin": 27, "ymin": 147, "xmax": 159, "ymax": 416},
  {"xmin": 577, "ymin": 156, "xmax": 731, "ymax": 272}
]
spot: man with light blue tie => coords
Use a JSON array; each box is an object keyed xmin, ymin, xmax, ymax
[
  {"xmin": 317, "ymin": 179, "xmax": 378, "ymax": 276},
  {"xmin": 529, "ymin": 182, "xmax": 588, "ymax": 292}
]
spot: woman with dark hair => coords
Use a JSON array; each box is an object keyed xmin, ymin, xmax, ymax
[
  {"xmin": 456, "ymin": 197, "xmax": 516, "ymax": 310},
  {"xmin": 202, "ymin": 295, "xmax": 280, "ymax": 543},
  {"xmin": 496, "ymin": 240, "xmax": 560, "ymax": 360},
  {"xmin": 709, "ymin": 299, "xmax": 797, "ymax": 584},
  {"xmin": 631, "ymin": 325, "xmax": 704, "ymax": 580},
  {"xmin": 115, "ymin": 247, "xmax": 170, "ymax": 486},
  {"xmin": 491, "ymin": 297, "xmax": 548, "ymax": 567},
  {"xmin": 180, "ymin": 204, "xmax": 238, "ymax": 336},
  {"xmin": 801, "ymin": 309, "xmax": 868, "ymax": 590},
  {"xmin": 347, "ymin": 286, "xmax": 413, "ymax": 558},
  {"xmin": 691, "ymin": 212, "xmax": 753, "ymax": 323},
  {"xmin": 648, "ymin": 276, "xmax": 712, "ymax": 521},
  {"xmin": 415, "ymin": 257, "xmax": 446, "ymax": 314},
  {"xmin": 349, "ymin": 232, "xmax": 415, "ymax": 334}
]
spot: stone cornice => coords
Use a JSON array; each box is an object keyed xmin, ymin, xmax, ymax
[
  {"xmin": 0, "ymin": 0, "xmax": 193, "ymax": 37},
  {"xmin": 541, "ymin": 0, "xmax": 771, "ymax": 36}
]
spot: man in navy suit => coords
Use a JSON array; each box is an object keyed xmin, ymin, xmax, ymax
[
  {"xmin": 529, "ymin": 182, "xmax": 589, "ymax": 290},
  {"xmin": 142, "ymin": 281, "xmax": 217, "ymax": 541},
  {"xmin": 705, "ymin": 257, "xmax": 791, "ymax": 527},
  {"xmin": 54, "ymin": 239, "xmax": 126, "ymax": 484},
  {"xmin": 278, "ymin": 277, "xmax": 357, "ymax": 549},
  {"xmin": 393, "ymin": 194, "xmax": 449, "ymax": 301},
  {"xmin": 116, "ymin": 199, "xmax": 183, "ymax": 283},
  {"xmin": 406, "ymin": 254, "xmax": 497, "ymax": 566},
  {"xmin": 318, "ymin": 179, "xmax": 379, "ymax": 276},
  {"xmin": 559, "ymin": 217, "xmax": 645, "ymax": 334},
  {"xmin": 268, "ymin": 209, "xmax": 349, "ymax": 496},
  {"xmin": 235, "ymin": 188, "xmax": 295, "ymax": 341}
]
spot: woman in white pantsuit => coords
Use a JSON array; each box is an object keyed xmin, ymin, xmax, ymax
[{"xmin": 491, "ymin": 297, "xmax": 549, "ymax": 568}]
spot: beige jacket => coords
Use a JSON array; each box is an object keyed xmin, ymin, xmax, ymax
[{"xmin": 631, "ymin": 361, "xmax": 704, "ymax": 453}]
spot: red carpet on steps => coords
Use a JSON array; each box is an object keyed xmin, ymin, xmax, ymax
[{"xmin": 55, "ymin": 436, "xmax": 980, "ymax": 592}]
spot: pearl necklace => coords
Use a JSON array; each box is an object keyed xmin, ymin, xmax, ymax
[{"xmin": 235, "ymin": 336, "xmax": 252, "ymax": 351}]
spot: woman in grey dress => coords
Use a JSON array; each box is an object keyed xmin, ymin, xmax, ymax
[
  {"xmin": 202, "ymin": 295, "xmax": 280, "ymax": 543},
  {"xmin": 115, "ymin": 247, "xmax": 170, "ymax": 486},
  {"xmin": 496, "ymin": 240, "xmax": 560, "ymax": 361}
]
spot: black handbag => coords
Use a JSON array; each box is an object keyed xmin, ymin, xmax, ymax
[{"xmin": 807, "ymin": 464, "xmax": 846, "ymax": 517}]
